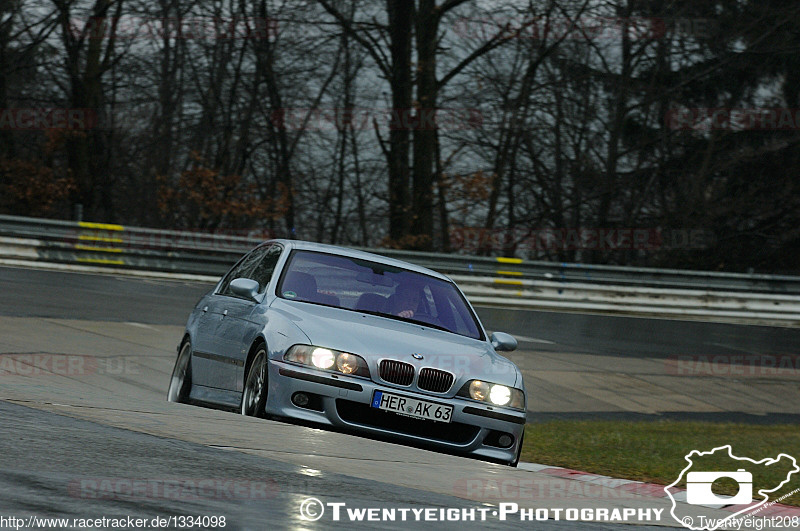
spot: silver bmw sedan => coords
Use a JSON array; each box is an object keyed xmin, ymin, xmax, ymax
[{"xmin": 168, "ymin": 240, "xmax": 526, "ymax": 466}]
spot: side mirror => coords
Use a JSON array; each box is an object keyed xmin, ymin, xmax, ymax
[
  {"xmin": 230, "ymin": 278, "xmax": 260, "ymax": 301},
  {"xmin": 490, "ymin": 332, "xmax": 518, "ymax": 352}
]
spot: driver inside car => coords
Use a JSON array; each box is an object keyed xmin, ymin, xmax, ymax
[{"xmin": 389, "ymin": 282, "xmax": 422, "ymax": 319}]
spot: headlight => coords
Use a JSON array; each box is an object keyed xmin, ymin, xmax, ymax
[
  {"xmin": 284, "ymin": 345, "xmax": 370, "ymax": 377},
  {"xmin": 489, "ymin": 385, "xmax": 511, "ymax": 406},
  {"xmin": 311, "ymin": 348, "xmax": 335, "ymax": 369},
  {"xmin": 459, "ymin": 379, "xmax": 525, "ymax": 409},
  {"xmin": 469, "ymin": 380, "xmax": 490, "ymax": 401},
  {"xmin": 336, "ymin": 353, "xmax": 358, "ymax": 374}
]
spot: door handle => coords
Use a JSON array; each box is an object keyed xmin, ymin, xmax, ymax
[
  {"xmin": 202, "ymin": 306, "xmax": 208, "ymax": 313},
  {"xmin": 222, "ymin": 309, "xmax": 228, "ymax": 317}
]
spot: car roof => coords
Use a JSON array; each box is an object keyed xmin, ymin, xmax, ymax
[{"xmin": 266, "ymin": 239, "xmax": 452, "ymax": 282}]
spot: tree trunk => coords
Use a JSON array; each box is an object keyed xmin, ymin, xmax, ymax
[
  {"xmin": 387, "ymin": 0, "xmax": 413, "ymax": 244},
  {"xmin": 410, "ymin": 0, "xmax": 438, "ymax": 250}
]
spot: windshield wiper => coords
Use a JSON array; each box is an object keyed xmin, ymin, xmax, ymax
[
  {"xmin": 357, "ymin": 309, "xmax": 452, "ymax": 334},
  {"xmin": 399, "ymin": 316, "xmax": 452, "ymax": 333}
]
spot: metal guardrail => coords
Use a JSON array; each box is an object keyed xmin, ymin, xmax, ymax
[
  {"xmin": 0, "ymin": 214, "xmax": 799, "ymax": 325},
  {"xmin": 454, "ymin": 275, "xmax": 800, "ymax": 324},
  {"xmin": 0, "ymin": 214, "xmax": 255, "ymax": 276},
  {"xmin": 374, "ymin": 249, "xmax": 800, "ymax": 295}
]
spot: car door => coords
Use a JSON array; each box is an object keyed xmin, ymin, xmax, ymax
[
  {"xmin": 190, "ymin": 247, "xmax": 267, "ymax": 389},
  {"xmin": 213, "ymin": 243, "xmax": 284, "ymax": 392},
  {"xmin": 190, "ymin": 293, "xmax": 224, "ymax": 371}
]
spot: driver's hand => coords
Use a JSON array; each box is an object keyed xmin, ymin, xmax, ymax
[{"xmin": 398, "ymin": 310, "xmax": 414, "ymax": 318}]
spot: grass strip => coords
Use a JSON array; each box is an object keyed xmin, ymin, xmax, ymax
[{"xmin": 521, "ymin": 420, "xmax": 800, "ymax": 507}]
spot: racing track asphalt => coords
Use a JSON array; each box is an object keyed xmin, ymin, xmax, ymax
[
  {"xmin": 3, "ymin": 400, "xmax": 609, "ymax": 530},
  {"xmin": 1, "ymin": 265, "xmax": 799, "ymax": 529},
  {"xmin": 3, "ymin": 265, "xmax": 798, "ymax": 423}
]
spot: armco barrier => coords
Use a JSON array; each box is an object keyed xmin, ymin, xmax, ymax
[{"xmin": 0, "ymin": 214, "xmax": 798, "ymax": 325}]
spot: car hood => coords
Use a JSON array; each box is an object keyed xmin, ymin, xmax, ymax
[{"xmin": 270, "ymin": 298, "xmax": 519, "ymax": 387}]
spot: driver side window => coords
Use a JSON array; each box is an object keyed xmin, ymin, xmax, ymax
[
  {"xmin": 218, "ymin": 244, "xmax": 282, "ymax": 297},
  {"xmin": 250, "ymin": 244, "xmax": 282, "ymax": 293}
]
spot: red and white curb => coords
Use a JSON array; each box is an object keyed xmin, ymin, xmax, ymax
[{"xmin": 518, "ymin": 462, "xmax": 800, "ymax": 518}]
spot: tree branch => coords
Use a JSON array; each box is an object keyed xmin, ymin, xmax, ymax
[{"xmin": 316, "ymin": 0, "xmax": 390, "ymax": 77}]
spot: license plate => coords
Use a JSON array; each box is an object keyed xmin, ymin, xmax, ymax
[{"xmin": 371, "ymin": 390, "xmax": 453, "ymax": 423}]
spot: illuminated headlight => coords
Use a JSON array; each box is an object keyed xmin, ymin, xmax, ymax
[
  {"xmin": 489, "ymin": 385, "xmax": 511, "ymax": 406},
  {"xmin": 284, "ymin": 345, "xmax": 370, "ymax": 377},
  {"xmin": 311, "ymin": 348, "xmax": 335, "ymax": 369},
  {"xmin": 459, "ymin": 380, "xmax": 525, "ymax": 409}
]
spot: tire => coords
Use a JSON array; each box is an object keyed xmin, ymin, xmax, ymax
[
  {"xmin": 508, "ymin": 430, "xmax": 525, "ymax": 467},
  {"xmin": 167, "ymin": 340, "xmax": 193, "ymax": 403},
  {"xmin": 241, "ymin": 346, "xmax": 268, "ymax": 418}
]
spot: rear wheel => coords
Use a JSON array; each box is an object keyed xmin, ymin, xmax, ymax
[
  {"xmin": 167, "ymin": 340, "xmax": 192, "ymax": 403},
  {"xmin": 241, "ymin": 346, "xmax": 268, "ymax": 417}
]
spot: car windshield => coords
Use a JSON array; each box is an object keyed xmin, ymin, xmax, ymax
[{"xmin": 277, "ymin": 250, "xmax": 483, "ymax": 340}]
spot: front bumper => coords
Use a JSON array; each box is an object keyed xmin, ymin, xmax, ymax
[{"xmin": 266, "ymin": 359, "xmax": 526, "ymax": 464}]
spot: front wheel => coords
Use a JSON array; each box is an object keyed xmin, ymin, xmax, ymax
[
  {"xmin": 508, "ymin": 430, "xmax": 525, "ymax": 467},
  {"xmin": 167, "ymin": 340, "xmax": 193, "ymax": 403},
  {"xmin": 241, "ymin": 346, "xmax": 268, "ymax": 417}
]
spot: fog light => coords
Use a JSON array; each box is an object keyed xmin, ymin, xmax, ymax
[
  {"xmin": 498, "ymin": 434, "xmax": 513, "ymax": 448},
  {"xmin": 292, "ymin": 392, "xmax": 310, "ymax": 407}
]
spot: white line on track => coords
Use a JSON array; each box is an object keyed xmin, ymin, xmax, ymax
[
  {"xmin": 513, "ymin": 335, "xmax": 556, "ymax": 345},
  {"xmin": 125, "ymin": 322, "xmax": 158, "ymax": 330}
]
